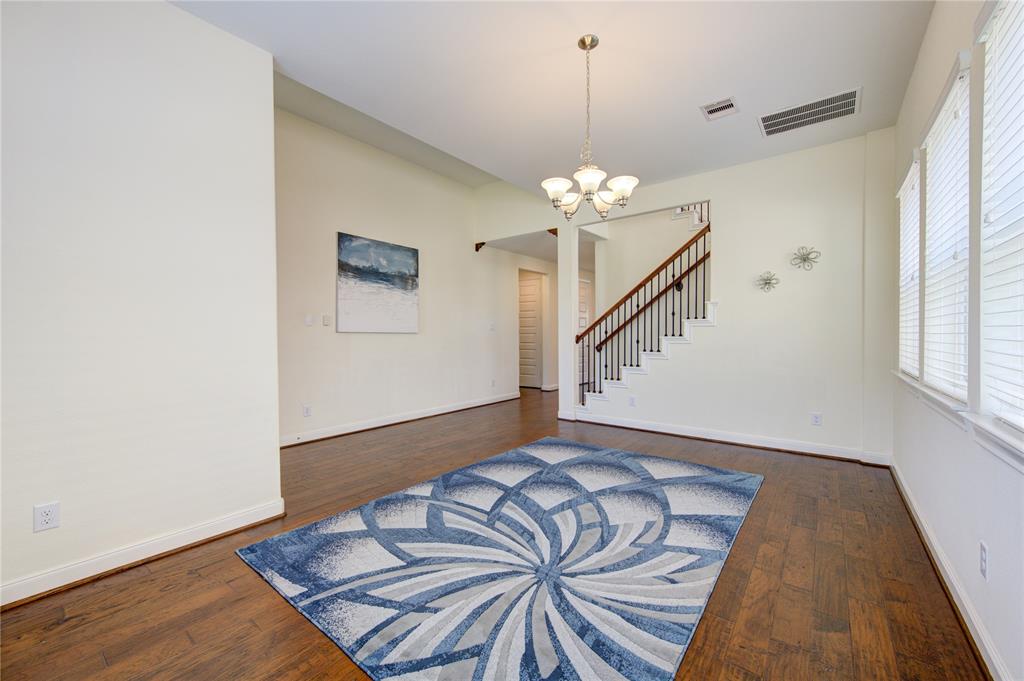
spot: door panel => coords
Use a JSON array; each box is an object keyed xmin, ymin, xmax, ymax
[{"xmin": 519, "ymin": 276, "xmax": 542, "ymax": 388}]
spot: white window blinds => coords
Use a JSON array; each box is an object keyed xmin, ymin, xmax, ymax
[
  {"xmin": 981, "ymin": 0, "xmax": 1024, "ymax": 427},
  {"xmin": 923, "ymin": 70, "xmax": 970, "ymax": 401},
  {"xmin": 899, "ymin": 166, "xmax": 921, "ymax": 377}
]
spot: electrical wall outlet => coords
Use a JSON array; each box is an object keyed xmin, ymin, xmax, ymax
[
  {"xmin": 302, "ymin": 404, "xmax": 312, "ymax": 418},
  {"xmin": 628, "ymin": 395, "xmax": 637, "ymax": 407},
  {"xmin": 33, "ymin": 502, "xmax": 60, "ymax": 532},
  {"xmin": 810, "ymin": 412, "xmax": 823, "ymax": 426},
  {"xmin": 979, "ymin": 542, "xmax": 989, "ymax": 581},
  {"xmin": 490, "ymin": 379, "xmax": 496, "ymax": 387},
  {"xmin": 303, "ymin": 314, "xmax": 314, "ymax": 327},
  {"xmin": 321, "ymin": 314, "xmax": 331, "ymax": 327}
]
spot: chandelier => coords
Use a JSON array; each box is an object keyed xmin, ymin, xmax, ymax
[{"xmin": 541, "ymin": 34, "xmax": 638, "ymax": 221}]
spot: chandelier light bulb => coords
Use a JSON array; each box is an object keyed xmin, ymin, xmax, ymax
[
  {"xmin": 541, "ymin": 177, "xmax": 573, "ymax": 207},
  {"xmin": 540, "ymin": 34, "xmax": 638, "ymax": 221}
]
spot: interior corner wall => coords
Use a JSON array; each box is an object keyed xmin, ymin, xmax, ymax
[
  {"xmin": 1, "ymin": 2, "xmax": 282, "ymax": 603},
  {"xmin": 890, "ymin": 2, "xmax": 1024, "ymax": 678},
  {"xmin": 582, "ymin": 133, "xmax": 897, "ymax": 463},
  {"xmin": 275, "ymin": 110, "xmax": 555, "ymax": 444}
]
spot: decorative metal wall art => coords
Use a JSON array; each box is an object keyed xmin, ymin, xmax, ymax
[
  {"xmin": 791, "ymin": 246, "xmax": 821, "ymax": 270},
  {"xmin": 756, "ymin": 271, "xmax": 780, "ymax": 292}
]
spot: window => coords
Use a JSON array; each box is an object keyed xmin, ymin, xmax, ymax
[
  {"xmin": 981, "ymin": 0, "xmax": 1024, "ymax": 427},
  {"xmin": 922, "ymin": 70, "xmax": 970, "ymax": 401},
  {"xmin": 899, "ymin": 165, "xmax": 921, "ymax": 377}
]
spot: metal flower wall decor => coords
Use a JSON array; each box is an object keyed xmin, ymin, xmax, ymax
[
  {"xmin": 791, "ymin": 246, "xmax": 821, "ymax": 270},
  {"xmin": 756, "ymin": 271, "xmax": 780, "ymax": 293}
]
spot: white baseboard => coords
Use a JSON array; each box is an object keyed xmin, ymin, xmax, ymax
[
  {"xmin": 0, "ymin": 497, "xmax": 284, "ymax": 606},
  {"xmin": 281, "ymin": 392, "xmax": 521, "ymax": 445},
  {"xmin": 575, "ymin": 411, "xmax": 891, "ymax": 466},
  {"xmin": 557, "ymin": 409, "xmax": 577, "ymax": 421},
  {"xmin": 540, "ymin": 384, "xmax": 559, "ymax": 392},
  {"xmin": 891, "ymin": 463, "xmax": 1010, "ymax": 680}
]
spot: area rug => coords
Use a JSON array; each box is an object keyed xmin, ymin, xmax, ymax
[{"xmin": 238, "ymin": 437, "xmax": 762, "ymax": 680}]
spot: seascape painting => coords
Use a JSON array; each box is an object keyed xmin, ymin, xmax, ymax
[{"xmin": 336, "ymin": 233, "xmax": 419, "ymax": 333}]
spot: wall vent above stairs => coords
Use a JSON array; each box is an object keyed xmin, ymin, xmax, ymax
[
  {"xmin": 758, "ymin": 89, "xmax": 860, "ymax": 137},
  {"xmin": 700, "ymin": 98, "xmax": 738, "ymax": 121}
]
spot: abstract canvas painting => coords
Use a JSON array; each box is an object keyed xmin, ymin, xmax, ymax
[{"xmin": 337, "ymin": 233, "xmax": 419, "ymax": 333}]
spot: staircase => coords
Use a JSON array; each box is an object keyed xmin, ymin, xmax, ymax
[{"xmin": 576, "ymin": 200, "xmax": 713, "ymax": 407}]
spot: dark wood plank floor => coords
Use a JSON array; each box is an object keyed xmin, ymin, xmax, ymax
[{"xmin": 1, "ymin": 390, "xmax": 986, "ymax": 680}]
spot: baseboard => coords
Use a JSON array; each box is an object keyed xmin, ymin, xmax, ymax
[
  {"xmin": 575, "ymin": 411, "xmax": 891, "ymax": 466},
  {"xmin": 281, "ymin": 392, "xmax": 521, "ymax": 446},
  {"xmin": 0, "ymin": 497, "xmax": 285, "ymax": 607},
  {"xmin": 557, "ymin": 409, "xmax": 577, "ymax": 421},
  {"xmin": 540, "ymin": 384, "xmax": 559, "ymax": 392},
  {"xmin": 890, "ymin": 463, "xmax": 1006, "ymax": 681}
]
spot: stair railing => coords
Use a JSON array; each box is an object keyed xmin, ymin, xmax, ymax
[{"xmin": 576, "ymin": 201, "xmax": 711, "ymax": 404}]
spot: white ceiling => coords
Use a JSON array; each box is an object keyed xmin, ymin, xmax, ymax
[{"xmin": 179, "ymin": 1, "xmax": 933, "ymax": 193}]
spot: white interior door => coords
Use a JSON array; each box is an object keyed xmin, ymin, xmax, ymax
[{"xmin": 519, "ymin": 274, "xmax": 542, "ymax": 388}]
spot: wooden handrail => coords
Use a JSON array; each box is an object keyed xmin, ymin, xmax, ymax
[
  {"xmin": 576, "ymin": 223, "xmax": 710, "ymax": 343},
  {"xmin": 593, "ymin": 251, "xmax": 710, "ymax": 351}
]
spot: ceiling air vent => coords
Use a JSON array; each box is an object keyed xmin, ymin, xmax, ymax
[
  {"xmin": 700, "ymin": 97, "xmax": 738, "ymax": 121},
  {"xmin": 759, "ymin": 89, "xmax": 861, "ymax": 137}
]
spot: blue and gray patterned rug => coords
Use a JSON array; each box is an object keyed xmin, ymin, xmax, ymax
[{"xmin": 238, "ymin": 437, "xmax": 762, "ymax": 680}]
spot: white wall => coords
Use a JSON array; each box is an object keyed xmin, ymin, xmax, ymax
[
  {"xmin": 473, "ymin": 180, "xmax": 559, "ymax": 243},
  {"xmin": 581, "ymin": 132, "xmax": 895, "ymax": 464},
  {"xmin": 890, "ymin": 2, "xmax": 1023, "ymax": 678},
  {"xmin": 594, "ymin": 210, "xmax": 703, "ymax": 315},
  {"xmin": 276, "ymin": 110, "xmax": 557, "ymax": 443},
  {"xmin": 1, "ymin": 2, "xmax": 282, "ymax": 603}
]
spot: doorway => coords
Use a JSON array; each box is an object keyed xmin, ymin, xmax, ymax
[{"xmin": 518, "ymin": 270, "xmax": 544, "ymax": 389}]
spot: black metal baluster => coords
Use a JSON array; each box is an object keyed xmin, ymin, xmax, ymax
[
  {"xmin": 702, "ymin": 233, "xmax": 708, "ymax": 318},
  {"xmin": 646, "ymin": 280, "xmax": 651, "ymax": 352},
  {"xmin": 686, "ymin": 249, "xmax": 691, "ymax": 320},
  {"xmin": 603, "ymin": 318, "xmax": 608, "ymax": 388},
  {"xmin": 671, "ymin": 260, "xmax": 676, "ymax": 336},
  {"xmin": 693, "ymin": 244, "xmax": 698, "ymax": 320},
  {"xmin": 610, "ymin": 310, "xmax": 615, "ymax": 382}
]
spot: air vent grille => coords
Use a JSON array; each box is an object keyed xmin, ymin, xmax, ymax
[
  {"xmin": 759, "ymin": 89, "xmax": 860, "ymax": 136},
  {"xmin": 701, "ymin": 97, "xmax": 738, "ymax": 121}
]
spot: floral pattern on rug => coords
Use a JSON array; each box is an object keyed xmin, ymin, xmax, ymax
[{"xmin": 238, "ymin": 437, "xmax": 763, "ymax": 680}]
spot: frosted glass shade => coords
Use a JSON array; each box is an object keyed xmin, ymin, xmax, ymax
[
  {"xmin": 573, "ymin": 165, "xmax": 607, "ymax": 200},
  {"xmin": 607, "ymin": 175, "xmax": 639, "ymax": 205},
  {"xmin": 593, "ymin": 191, "xmax": 616, "ymax": 219},
  {"xmin": 541, "ymin": 177, "xmax": 573, "ymax": 207}
]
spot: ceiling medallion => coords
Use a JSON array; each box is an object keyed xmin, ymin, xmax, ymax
[{"xmin": 541, "ymin": 34, "xmax": 638, "ymax": 221}]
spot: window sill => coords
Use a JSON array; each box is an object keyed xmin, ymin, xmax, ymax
[
  {"xmin": 893, "ymin": 370, "xmax": 1024, "ymax": 473},
  {"xmin": 961, "ymin": 413, "xmax": 1024, "ymax": 474},
  {"xmin": 892, "ymin": 370, "xmax": 968, "ymax": 429}
]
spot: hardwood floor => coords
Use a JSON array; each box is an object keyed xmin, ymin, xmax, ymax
[{"xmin": 1, "ymin": 390, "xmax": 986, "ymax": 680}]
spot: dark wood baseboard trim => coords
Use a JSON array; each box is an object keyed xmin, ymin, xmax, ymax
[
  {"xmin": 888, "ymin": 470, "xmax": 994, "ymax": 681},
  {"xmin": 1, "ymin": 511, "xmax": 287, "ymax": 613},
  {"xmin": 281, "ymin": 396, "xmax": 522, "ymax": 449},
  {"xmin": 569, "ymin": 417, "xmax": 890, "ymax": 468}
]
